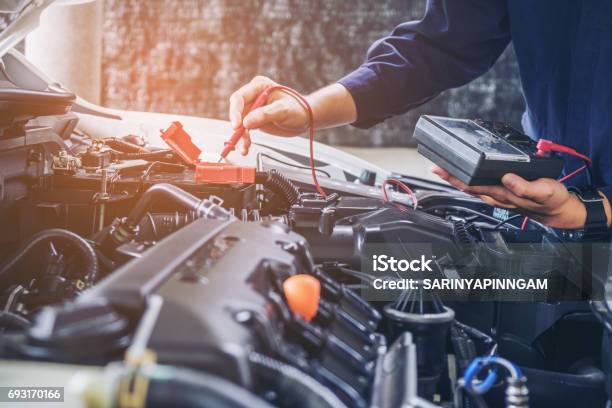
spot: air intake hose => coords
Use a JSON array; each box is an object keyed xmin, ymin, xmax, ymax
[
  {"xmin": 98, "ymin": 183, "xmax": 232, "ymax": 251},
  {"xmin": 124, "ymin": 183, "xmax": 230, "ymax": 230}
]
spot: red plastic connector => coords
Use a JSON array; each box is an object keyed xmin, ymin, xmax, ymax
[
  {"xmin": 160, "ymin": 121, "xmax": 201, "ymax": 165},
  {"xmin": 160, "ymin": 121, "xmax": 256, "ymax": 184},
  {"xmin": 536, "ymin": 139, "xmax": 591, "ymax": 163},
  {"xmin": 194, "ymin": 162, "xmax": 255, "ymax": 184}
]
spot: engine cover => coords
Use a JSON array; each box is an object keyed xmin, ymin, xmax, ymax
[{"xmin": 11, "ymin": 217, "xmax": 421, "ymax": 407}]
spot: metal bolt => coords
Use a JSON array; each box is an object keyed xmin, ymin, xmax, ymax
[
  {"xmin": 234, "ymin": 310, "xmax": 253, "ymax": 323},
  {"xmin": 100, "ymin": 169, "xmax": 109, "ymax": 199}
]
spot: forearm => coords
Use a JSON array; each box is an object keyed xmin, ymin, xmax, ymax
[
  {"xmin": 306, "ymin": 83, "xmax": 357, "ymax": 129},
  {"xmin": 336, "ymin": 0, "xmax": 510, "ymax": 128}
]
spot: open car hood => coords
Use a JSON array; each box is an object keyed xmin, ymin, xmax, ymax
[
  {"xmin": 0, "ymin": 0, "xmax": 92, "ymax": 57},
  {"xmin": 0, "ymin": 0, "xmax": 55, "ymax": 57}
]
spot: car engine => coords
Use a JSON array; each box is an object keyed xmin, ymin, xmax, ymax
[{"xmin": 0, "ymin": 85, "xmax": 611, "ymax": 408}]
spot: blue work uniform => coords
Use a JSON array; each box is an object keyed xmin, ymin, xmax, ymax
[{"xmin": 338, "ymin": 0, "xmax": 612, "ymax": 202}]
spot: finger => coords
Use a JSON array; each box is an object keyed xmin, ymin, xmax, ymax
[
  {"xmin": 480, "ymin": 185, "xmax": 550, "ymax": 213},
  {"xmin": 431, "ymin": 166, "xmax": 474, "ymax": 192},
  {"xmin": 440, "ymin": 174, "xmax": 472, "ymax": 192},
  {"xmin": 436, "ymin": 172, "xmax": 555, "ymax": 213},
  {"xmin": 431, "ymin": 167, "xmax": 514, "ymax": 206},
  {"xmin": 478, "ymin": 195, "xmax": 517, "ymax": 209},
  {"xmin": 461, "ymin": 184, "xmax": 516, "ymax": 205},
  {"xmin": 228, "ymin": 91, "xmax": 244, "ymax": 129},
  {"xmin": 258, "ymin": 124, "xmax": 301, "ymax": 137},
  {"xmin": 241, "ymin": 130, "xmax": 252, "ymax": 156},
  {"xmin": 431, "ymin": 165, "xmax": 450, "ymax": 180},
  {"xmin": 229, "ymin": 76, "xmax": 274, "ymax": 129},
  {"xmin": 501, "ymin": 174, "xmax": 554, "ymax": 204},
  {"xmin": 243, "ymin": 100, "xmax": 287, "ymax": 130},
  {"xmin": 478, "ymin": 195, "xmax": 497, "ymax": 206}
]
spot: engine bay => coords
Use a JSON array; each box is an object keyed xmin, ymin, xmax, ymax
[{"xmin": 0, "ymin": 84, "xmax": 611, "ymax": 408}]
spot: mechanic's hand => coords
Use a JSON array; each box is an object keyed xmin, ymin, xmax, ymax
[
  {"xmin": 228, "ymin": 76, "xmax": 309, "ymax": 155},
  {"xmin": 432, "ymin": 166, "xmax": 588, "ymax": 229}
]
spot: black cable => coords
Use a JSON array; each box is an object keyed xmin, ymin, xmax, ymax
[
  {"xmin": 492, "ymin": 214, "xmax": 524, "ymax": 230},
  {"xmin": 425, "ymin": 205, "xmax": 519, "ymax": 229},
  {"xmin": 0, "ymin": 229, "xmax": 99, "ymax": 287},
  {"xmin": 139, "ymin": 161, "xmax": 185, "ymax": 192},
  {"xmin": 108, "ymin": 163, "xmax": 153, "ymax": 194},
  {"xmin": 258, "ymin": 153, "xmax": 331, "ymax": 178},
  {"xmin": 142, "ymin": 161, "xmax": 184, "ymax": 180},
  {"xmin": 113, "ymin": 150, "xmax": 175, "ymax": 161}
]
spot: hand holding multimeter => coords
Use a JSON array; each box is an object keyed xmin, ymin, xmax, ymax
[
  {"xmin": 414, "ymin": 115, "xmax": 609, "ymax": 231},
  {"xmin": 414, "ymin": 116, "xmax": 566, "ymax": 186}
]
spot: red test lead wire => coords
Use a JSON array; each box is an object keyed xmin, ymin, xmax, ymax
[
  {"xmin": 519, "ymin": 164, "xmax": 588, "ymax": 231},
  {"xmin": 520, "ymin": 139, "xmax": 592, "ymax": 230},
  {"xmin": 221, "ymin": 85, "xmax": 327, "ymax": 197},
  {"xmin": 536, "ymin": 139, "xmax": 592, "ymax": 163},
  {"xmin": 382, "ymin": 178, "xmax": 418, "ymax": 210}
]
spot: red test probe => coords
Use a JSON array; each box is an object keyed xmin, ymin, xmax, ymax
[
  {"xmin": 218, "ymin": 85, "xmax": 275, "ymax": 162},
  {"xmin": 219, "ymin": 85, "xmax": 326, "ymax": 197}
]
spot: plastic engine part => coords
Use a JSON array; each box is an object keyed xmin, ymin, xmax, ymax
[
  {"xmin": 160, "ymin": 121, "xmax": 256, "ymax": 184},
  {"xmin": 194, "ymin": 162, "xmax": 255, "ymax": 184}
]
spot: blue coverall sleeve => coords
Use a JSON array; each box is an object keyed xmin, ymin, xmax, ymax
[{"xmin": 338, "ymin": 0, "xmax": 512, "ymax": 128}]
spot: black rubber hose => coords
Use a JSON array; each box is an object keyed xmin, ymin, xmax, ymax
[
  {"xmin": 125, "ymin": 183, "xmax": 201, "ymax": 229},
  {"xmin": 455, "ymin": 320, "xmax": 496, "ymax": 350},
  {"xmin": 256, "ymin": 170, "xmax": 300, "ymax": 206},
  {"xmin": 125, "ymin": 183, "xmax": 231, "ymax": 229},
  {"xmin": 248, "ymin": 352, "xmax": 347, "ymax": 408},
  {"xmin": 450, "ymin": 326, "xmax": 477, "ymax": 374},
  {"xmin": 145, "ymin": 365, "xmax": 273, "ymax": 408},
  {"xmin": 137, "ymin": 212, "xmax": 197, "ymax": 241},
  {"xmin": 0, "ymin": 229, "xmax": 98, "ymax": 287}
]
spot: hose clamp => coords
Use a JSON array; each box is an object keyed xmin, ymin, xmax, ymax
[{"xmin": 195, "ymin": 195, "xmax": 225, "ymax": 219}]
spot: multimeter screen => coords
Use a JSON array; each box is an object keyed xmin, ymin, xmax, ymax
[{"xmin": 433, "ymin": 117, "xmax": 530, "ymax": 162}]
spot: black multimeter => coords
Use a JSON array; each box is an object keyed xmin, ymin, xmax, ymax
[{"xmin": 414, "ymin": 115, "xmax": 564, "ymax": 186}]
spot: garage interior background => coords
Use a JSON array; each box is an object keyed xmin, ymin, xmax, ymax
[{"xmin": 33, "ymin": 0, "xmax": 525, "ymax": 147}]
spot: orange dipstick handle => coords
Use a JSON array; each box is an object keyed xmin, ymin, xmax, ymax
[{"xmin": 283, "ymin": 274, "xmax": 321, "ymax": 322}]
